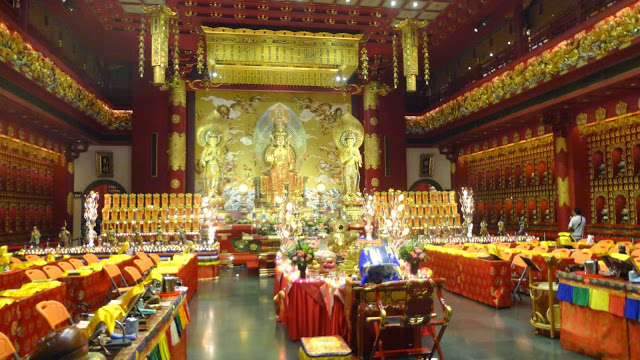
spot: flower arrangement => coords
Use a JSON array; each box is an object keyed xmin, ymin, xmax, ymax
[
  {"xmin": 257, "ymin": 221, "xmax": 275, "ymax": 236},
  {"xmin": 286, "ymin": 240, "xmax": 315, "ymax": 267},
  {"xmin": 398, "ymin": 241, "xmax": 426, "ymax": 265}
]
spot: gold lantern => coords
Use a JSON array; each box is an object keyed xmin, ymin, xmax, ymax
[
  {"xmin": 393, "ymin": 20, "xmax": 426, "ymax": 92},
  {"xmin": 143, "ymin": 5, "xmax": 177, "ymax": 85}
]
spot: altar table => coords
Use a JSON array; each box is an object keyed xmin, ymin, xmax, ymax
[
  {"xmin": 112, "ymin": 290, "xmax": 190, "ymax": 360},
  {"xmin": 557, "ymin": 271, "xmax": 640, "ymax": 359},
  {"xmin": 0, "ymin": 284, "xmax": 66, "ymax": 357},
  {"xmin": 61, "ymin": 269, "xmax": 111, "ymax": 312},
  {"xmin": 423, "ymin": 248, "xmax": 513, "ymax": 308},
  {"xmin": 274, "ymin": 269, "xmax": 346, "ymax": 341}
]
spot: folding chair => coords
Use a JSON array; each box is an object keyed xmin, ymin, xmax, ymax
[
  {"xmin": 83, "ymin": 253, "xmax": 100, "ymax": 265},
  {"xmin": 511, "ymin": 253, "xmax": 536, "ymax": 302},
  {"xmin": 42, "ymin": 265, "xmax": 64, "ymax": 280},
  {"xmin": 0, "ymin": 332, "xmax": 19, "ymax": 360},
  {"xmin": 57, "ymin": 261, "xmax": 74, "ymax": 272},
  {"xmin": 103, "ymin": 264, "xmax": 133, "ymax": 296},
  {"xmin": 68, "ymin": 258, "xmax": 85, "ymax": 269},
  {"xmin": 35, "ymin": 300, "xmax": 74, "ymax": 330},
  {"xmin": 148, "ymin": 253, "xmax": 162, "ymax": 266},
  {"xmin": 25, "ymin": 255, "xmax": 41, "ymax": 262},
  {"xmin": 123, "ymin": 266, "xmax": 143, "ymax": 285},
  {"xmin": 25, "ymin": 269, "xmax": 47, "ymax": 282}
]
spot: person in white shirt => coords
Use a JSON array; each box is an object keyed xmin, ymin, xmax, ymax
[{"xmin": 568, "ymin": 208, "xmax": 586, "ymax": 240}]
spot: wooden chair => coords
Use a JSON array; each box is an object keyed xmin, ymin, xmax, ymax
[
  {"xmin": 82, "ymin": 253, "xmax": 99, "ymax": 265},
  {"xmin": 365, "ymin": 278, "xmax": 451, "ymax": 360},
  {"xmin": 102, "ymin": 264, "xmax": 132, "ymax": 296},
  {"xmin": 148, "ymin": 253, "xmax": 162, "ymax": 266},
  {"xmin": 68, "ymin": 258, "xmax": 85, "ymax": 269},
  {"xmin": 57, "ymin": 261, "xmax": 74, "ymax": 272},
  {"xmin": 25, "ymin": 255, "xmax": 41, "ymax": 262},
  {"xmin": 35, "ymin": 300, "xmax": 73, "ymax": 330},
  {"xmin": 0, "ymin": 332, "xmax": 19, "ymax": 360},
  {"xmin": 123, "ymin": 266, "xmax": 143, "ymax": 285},
  {"xmin": 42, "ymin": 265, "xmax": 64, "ymax": 280},
  {"xmin": 25, "ymin": 269, "xmax": 47, "ymax": 282},
  {"xmin": 529, "ymin": 256, "xmax": 561, "ymax": 338}
]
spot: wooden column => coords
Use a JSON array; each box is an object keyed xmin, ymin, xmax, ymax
[
  {"xmin": 363, "ymin": 82, "xmax": 385, "ymax": 193},
  {"xmin": 168, "ymin": 79, "xmax": 186, "ymax": 193}
]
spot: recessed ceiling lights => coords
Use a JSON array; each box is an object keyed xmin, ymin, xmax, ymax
[
  {"xmin": 507, "ymin": 41, "xmax": 511, "ymax": 45},
  {"xmin": 474, "ymin": 28, "xmax": 478, "ymax": 32},
  {"xmin": 468, "ymin": 66, "xmax": 471, "ymax": 70},
  {"xmin": 391, "ymin": 0, "xmax": 397, "ymax": 6},
  {"xmin": 489, "ymin": 52, "xmax": 494, "ymax": 57},
  {"xmin": 413, "ymin": 1, "xmax": 418, "ymax": 7},
  {"xmin": 336, "ymin": 75, "xmax": 342, "ymax": 81}
]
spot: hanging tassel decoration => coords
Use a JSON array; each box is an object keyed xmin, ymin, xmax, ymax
[
  {"xmin": 392, "ymin": 34, "xmax": 398, "ymax": 90},
  {"xmin": 172, "ymin": 20, "xmax": 180, "ymax": 84},
  {"xmin": 360, "ymin": 45, "xmax": 368, "ymax": 81},
  {"xmin": 423, "ymin": 31, "xmax": 429, "ymax": 85},
  {"xmin": 139, "ymin": 18, "xmax": 145, "ymax": 78},
  {"xmin": 196, "ymin": 38, "xmax": 204, "ymax": 74}
]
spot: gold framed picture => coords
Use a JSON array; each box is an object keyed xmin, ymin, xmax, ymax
[
  {"xmin": 419, "ymin": 154, "xmax": 434, "ymax": 177},
  {"xmin": 96, "ymin": 152, "xmax": 113, "ymax": 178}
]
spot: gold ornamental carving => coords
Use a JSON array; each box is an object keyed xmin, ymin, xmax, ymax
[
  {"xmin": 67, "ymin": 192, "xmax": 73, "ymax": 216},
  {"xmin": 170, "ymin": 79, "xmax": 186, "ymax": 107},
  {"xmin": 595, "ymin": 107, "xmax": 607, "ymax": 122},
  {"xmin": 144, "ymin": 5, "xmax": 177, "ymax": 85},
  {"xmin": 451, "ymin": 163, "xmax": 456, "ymax": 174},
  {"xmin": 170, "ymin": 179, "xmax": 181, "ymax": 189},
  {"xmin": 202, "ymin": 27, "xmax": 362, "ymax": 87},
  {"xmin": 364, "ymin": 133, "xmax": 381, "ymax": 170},
  {"xmin": 513, "ymin": 132, "xmax": 520, "ymax": 142},
  {"xmin": 168, "ymin": 132, "xmax": 186, "ymax": 171},
  {"xmin": 576, "ymin": 113, "xmax": 588, "ymax": 126},
  {"xmin": 369, "ymin": 117, "xmax": 378, "ymax": 126},
  {"xmin": 557, "ymin": 177, "xmax": 570, "ymax": 207},
  {"xmin": 578, "ymin": 111, "xmax": 640, "ymax": 137},
  {"xmin": 461, "ymin": 135, "xmax": 552, "ymax": 163},
  {"xmin": 525, "ymin": 128, "xmax": 532, "ymax": 140},
  {"xmin": 405, "ymin": 4, "xmax": 640, "ymax": 133},
  {"xmin": 616, "ymin": 101, "xmax": 628, "ymax": 116},
  {"xmin": 171, "ymin": 114, "xmax": 181, "ymax": 124},
  {"xmin": 537, "ymin": 125, "xmax": 546, "ymax": 136},
  {"xmin": 67, "ymin": 162, "xmax": 74, "ymax": 174},
  {"xmin": 371, "ymin": 178, "xmax": 379, "ymax": 187},
  {"xmin": 502, "ymin": 136, "xmax": 509, "ymax": 145},
  {"xmin": 393, "ymin": 20, "xmax": 426, "ymax": 92},
  {"xmin": 555, "ymin": 137, "xmax": 567, "ymax": 153},
  {"xmin": 364, "ymin": 81, "xmax": 389, "ymax": 110}
]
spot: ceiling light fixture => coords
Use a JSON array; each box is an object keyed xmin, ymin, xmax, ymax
[
  {"xmin": 473, "ymin": 28, "xmax": 478, "ymax": 32},
  {"xmin": 507, "ymin": 41, "xmax": 511, "ymax": 45},
  {"xmin": 336, "ymin": 75, "xmax": 342, "ymax": 81},
  {"xmin": 391, "ymin": 0, "xmax": 397, "ymax": 6},
  {"xmin": 413, "ymin": 1, "xmax": 418, "ymax": 7},
  {"xmin": 489, "ymin": 52, "xmax": 493, "ymax": 57}
]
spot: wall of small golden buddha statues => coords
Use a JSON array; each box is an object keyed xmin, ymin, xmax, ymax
[
  {"xmin": 580, "ymin": 100, "xmax": 640, "ymax": 227},
  {"xmin": 460, "ymin": 129, "xmax": 555, "ymax": 228},
  {"xmin": 0, "ymin": 122, "xmax": 64, "ymax": 239}
]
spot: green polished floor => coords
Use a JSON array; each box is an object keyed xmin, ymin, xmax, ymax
[{"xmin": 187, "ymin": 268, "xmax": 593, "ymax": 359}]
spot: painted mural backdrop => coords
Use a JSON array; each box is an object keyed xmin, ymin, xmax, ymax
[{"xmin": 194, "ymin": 90, "xmax": 351, "ymax": 210}]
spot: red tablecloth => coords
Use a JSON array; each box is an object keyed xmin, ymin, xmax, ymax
[
  {"xmin": 0, "ymin": 284, "xmax": 66, "ymax": 357},
  {"xmin": 175, "ymin": 255, "xmax": 198, "ymax": 301},
  {"xmin": 424, "ymin": 249, "xmax": 513, "ymax": 308},
  {"xmin": 0, "ymin": 259, "xmax": 69, "ymax": 291},
  {"xmin": 274, "ymin": 269, "xmax": 345, "ymax": 341},
  {"xmin": 61, "ymin": 270, "xmax": 111, "ymax": 312},
  {"xmin": 560, "ymin": 301, "xmax": 629, "ymax": 359}
]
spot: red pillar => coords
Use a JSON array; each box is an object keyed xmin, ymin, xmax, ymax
[
  {"xmin": 168, "ymin": 79, "xmax": 186, "ymax": 193},
  {"xmin": 363, "ymin": 82, "xmax": 384, "ymax": 193},
  {"xmin": 552, "ymin": 115, "xmax": 572, "ymax": 231}
]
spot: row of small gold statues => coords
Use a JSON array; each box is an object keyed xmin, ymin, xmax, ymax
[
  {"xmin": 101, "ymin": 206, "xmax": 200, "ymax": 223},
  {"xmin": 101, "ymin": 218, "xmax": 198, "ymax": 234},
  {"xmin": 374, "ymin": 190, "xmax": 457, "ymax": 204},
  {"xmin": 104, "ymin": 193, "xmax": 202, "ymax": 209}
]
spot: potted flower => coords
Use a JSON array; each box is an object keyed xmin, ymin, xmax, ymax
[
  {"xmin": 398, "ymin": 240, "xmax": 426, "ymax": 275},
  {"xmin": 286, "ymin": 240, "xmax": 315, "ymax": 279}
]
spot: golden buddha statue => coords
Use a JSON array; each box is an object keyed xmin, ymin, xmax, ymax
[
  {"xmin": 196, "ymin": 110, "xmax": 229, "ymax": 200},
  {"xmin": 259, "ymin": 104, "xmax": 304, "ymax": 204},
  {"xmin": 334, "ymin": 113, "xmax": 364, "ymax": 205}
]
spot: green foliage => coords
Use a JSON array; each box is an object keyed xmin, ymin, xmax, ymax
[
  {"xmin": 286, "ymin": 240, "xmax": 315, "ymax": 267},
  {"xmin": 398, "ymin": 240, "xmax": 427, "ymax": 265}
]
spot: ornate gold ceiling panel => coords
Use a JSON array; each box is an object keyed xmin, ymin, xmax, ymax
[{"xmin": 202, "ymin": 27, "xmax": 362, "ymax": 87}]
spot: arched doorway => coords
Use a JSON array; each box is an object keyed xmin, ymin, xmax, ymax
[
  {"xmin": 81, "ymin": 180, "xmax": 126, "ymax": 237},
  {"xmin": 409, "ymin": 179, "xmax": 444, "ymax": 192}
]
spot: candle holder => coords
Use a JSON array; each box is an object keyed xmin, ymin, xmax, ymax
[{"xmin": 239, "ymin": 183, "xmax": 249, "ymax": 215}]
